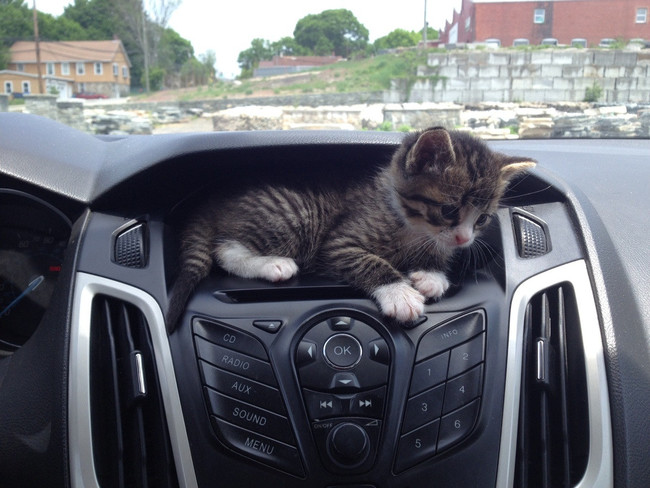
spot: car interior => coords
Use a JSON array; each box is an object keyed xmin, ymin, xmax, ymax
[{"xmin": 0, "ymin": 112, "xmax": 649, "ymax": 487}]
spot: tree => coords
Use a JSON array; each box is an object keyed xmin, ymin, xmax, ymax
[
  {"xmin": 374, "ymin": 29, "xmax": 420, "ymax": 51},
  {"xmin": 293, "ymin": 9, "xmax": 368, "ymax": 57},
  {"xmin": 157, "ymin": 27, "xmax": 193, "ymax": 87},
  {"xmin": 237, "ymin": 38, "xmax": 272, "ymax": 78},
  {"xmin": 112, "ymin": 0, "xmax": 181, "ymax": 91},
  {"xmin": 270, "ymin": 36, "xmax": 307, "ymax": 57},
  {"xmin": 199, "ymin": 49, "xmax": 216, "ymax": 81},
  {"xmin": 38, "ymin": 12, "xmax": 87, "ymax": 41},
  {"xmin": 0, "ymin": 1, "xmax": 32, "ymax": 48}
]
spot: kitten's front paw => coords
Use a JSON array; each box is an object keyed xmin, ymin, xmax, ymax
[
  {"xmin": 409, "ymin": 270, "xmax": 450, "ymax": 299},
  {"xmin": 372, "ymin": 282, "xmax": 425, "ymax": 323},
  {"xmin": 260, "ymin": 257, "xmax": 298, "ymax": 282}
]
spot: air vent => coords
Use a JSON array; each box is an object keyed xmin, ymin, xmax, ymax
[
  {"xmin": 514, "ymin": 284, "xmax": 589, "ymax": 488},
  {"xmin": 90, "ymin": 295, "xmax": 178, "ymax": 488}
]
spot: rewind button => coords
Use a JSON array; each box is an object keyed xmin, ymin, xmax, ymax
[{"xmin": 303, "ymin": 389, "xmax": 344, "ymax": 420}]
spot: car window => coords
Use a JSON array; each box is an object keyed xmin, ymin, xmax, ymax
[{"xmin": 1, "ymin": 0, "xmax": 648, "ymax": 138}]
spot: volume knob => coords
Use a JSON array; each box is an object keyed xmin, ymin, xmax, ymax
[{"xmin": 327, "ymin": 422, "xmax": 370, "ymax": 467}]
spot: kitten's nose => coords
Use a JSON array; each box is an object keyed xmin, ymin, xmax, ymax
[{"xmin": 455, "ymin": 234, "xmax": 470, "ymax": 246}]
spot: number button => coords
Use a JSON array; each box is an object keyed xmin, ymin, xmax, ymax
[
  {"xmin": 443, "ymin": 364, "xmax": 483, "ymax": 414},
  {"xmin": 409, "ymin": 352, "xmax": 449, "ymax": 395},
  {"xmin": 448, "ymin": 333, "xmax": 485, "ymax": 377},
  {"xmin": 437, "ymin": 399, "xmax": 480, "ymax": 452},
  {"xmin": 402, "ymin": 383, "xmax": 444, "ymax": 433},
  {"xmin": 394, "ymin": 419, "xmax": 440, "ymax": 473}
]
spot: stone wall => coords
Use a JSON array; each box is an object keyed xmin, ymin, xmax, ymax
[
  {"xmin": 390, "ymin": 49, "xmax": 650, "ymax": 105},
  {"xmin": 24, "ymin": 94, "xmax": 58, "ymax": 120}
]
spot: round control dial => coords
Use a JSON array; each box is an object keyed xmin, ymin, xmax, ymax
[
  {"xmin": 327, "ymin": 422, "xmax": 370, "ymax": 467},
  {"xmin": 323, "ymin": 333, "xmax": 362, "ymax": 369}
]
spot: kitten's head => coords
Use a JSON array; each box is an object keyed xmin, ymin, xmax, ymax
[{"xmin": 391, "ymin": 127, "xmax": 535, "ymax": 252}]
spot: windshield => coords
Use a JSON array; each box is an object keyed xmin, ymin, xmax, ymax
[{"xmin": 1, "ymin": 0, "xmax": 648, "ymax": 138}]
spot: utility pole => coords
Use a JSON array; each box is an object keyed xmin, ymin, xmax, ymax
[
  {"xmin": 423, "ymin": 0, "xmax": 428, "ymax": 47},
  {"xmin": 33, "ymin": 0, "xmax": 44, "ymax": 94},
  {"xmin": 141, "ymin": 0, "xmax": 150, "ymax": 92}
]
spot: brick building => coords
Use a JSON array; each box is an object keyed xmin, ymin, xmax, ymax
[{"xmin": 440, "ymin": 0, "xmax": 649, "ymax": 46}]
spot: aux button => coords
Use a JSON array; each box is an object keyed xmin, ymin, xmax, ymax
[{"xmin": 323, "ymin": 333, "xmax": 362, "ymax": 370}]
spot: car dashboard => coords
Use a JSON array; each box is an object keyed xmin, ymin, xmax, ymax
[{"xmin": 0, "ymin": 113, "xmax": 649, "ymax": 488}]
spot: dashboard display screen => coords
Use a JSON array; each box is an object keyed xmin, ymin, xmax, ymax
[{"xmin": 0, "ymin": 190, "xmax": 71, "ymax": 350}]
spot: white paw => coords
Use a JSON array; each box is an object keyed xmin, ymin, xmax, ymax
[
  {"xmin": 409, "ymin": 270, "xmax": 450, "ymax": 299},
  {"xmin": 372, "ymin": 282, "xmax": 425, "ymax": 323},
  {"xmin": 259, "ymin": 257, "xmax": 299, "ymax": 282}
]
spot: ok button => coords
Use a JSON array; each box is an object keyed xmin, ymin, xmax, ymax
[{"xmin": 323, "ymin": 334, "xmax": 362, "ymax": 369}]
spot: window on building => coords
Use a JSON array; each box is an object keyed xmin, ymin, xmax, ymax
[
  {"xmin": 113, "ymin": 63, "xmax": 119, "ymax": 76},
  {"xmin": 534, "ymin": 8, "xmax": 546, "ymax": 23},
  {"xmin": 637, "ymin": 8, "xmax": 648, "ymax": 23},
  {"xmin": 46, "ymin": 62, "xmax": 54, "ymax": 75},
  {"xmin": 4, "ymin": 81, "xmax": 12, "ymax": 94},
  {"xmin": 465, "ymin": 17, "xmax": 471, "ymax": 30},
  {"xmin": 17, "ymin": 63, "xmax": 25, "ymax": 72},
  {"xmin": 76, "ymin": 62, "xmax": 85, "ymax": 75},
  {"xmin": 22, "ymin": 81, "xmax": 30, "ymax": 94},
  {"xmin": 61, "ymin": 62, "xmax": 70, "ymax": 75},
  {"xmin": 94, "ymin": 62, "xmax": 103, "ymax": 75},
  {"xmin": 122, "ymin": 66, "xmax": 129, "ymax": 78}
]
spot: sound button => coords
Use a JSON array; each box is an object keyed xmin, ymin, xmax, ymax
[{"xmin": 323, "ymin": 334, "xmax": 362, "ymax": 369}]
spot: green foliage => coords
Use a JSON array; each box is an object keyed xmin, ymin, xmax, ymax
[
  {"xmin": 237, "ymin": 38, "xmax": 273, "ymax": 75},
  {"xmin": 143, "ymin": 67, "xmax": 165, "ymax": 91},
  {"xmin": 374, "ymin": 29, "xmax": 420, "ymax": 50},
  {"xmin": 270, "ymin": 36, "xmax": 308, "ymax": 56},
  {"xmin": 0, "ymin": 1, "xmax": 33, "ymax": 47},
  {"xmin": 199, "ymin": 50, "xmax": 217, "ymax": 81},
  {"xmin": 179, "ymin": 57, "xmax": 209, "ymax": 86},
  {"xmin": 38, "ymin": 12, "xmax": 87, "ymax": 40},
  {"xmin": 293, "ymin": 9, "xmax": 369, "ymax": 57},
  {"xmin": 584, "ymin": 82, "xmax": 603, "ymax": 102},
  {"xmin": 0, "ymin": 0, "xmax": 202, "ymax": 91},
  {"xmin": 0, "ymin": 45, "xmax": 10, "ymax": 70}
]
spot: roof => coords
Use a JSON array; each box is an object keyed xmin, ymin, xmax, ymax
[
  {"xmin": 257, "ymin": 55, "xmax": 343, "ymax": 69},
  {"xmin": 10, "ymin": 40, "xmax": 131, "ymax": 66}
]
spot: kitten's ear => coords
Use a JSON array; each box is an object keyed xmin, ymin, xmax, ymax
[
  {"xmin": 405, "ymin": 127, "xmax": 456, "ymax": 175},
  {"xmin": 500, "ymin": 157, "xmax": 536, "ymax": 181}
]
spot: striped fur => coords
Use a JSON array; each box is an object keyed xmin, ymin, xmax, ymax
[{"xmin": 166, "ymin": 128, "xmax": 535, "ymax": 330}]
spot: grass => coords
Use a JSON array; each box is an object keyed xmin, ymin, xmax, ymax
[{"xmin": 137, "ymin": 49, "xmax": 440, "ymax": 102}]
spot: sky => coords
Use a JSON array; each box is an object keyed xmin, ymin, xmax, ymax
[{"xmin": 34, "ymin": 0, "xmax": 462, "ymax": 78}]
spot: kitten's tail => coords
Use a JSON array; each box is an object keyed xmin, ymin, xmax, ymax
[
  {"xmin": 166, "ymin": 222, "xmax": 216, "ymax": 333},
  {"xmin": 166, "ymin": 265, "xmax": 210, "ymax": 333}
]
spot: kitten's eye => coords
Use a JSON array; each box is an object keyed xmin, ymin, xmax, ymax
[
  {"xmin": 476, "ymin": 214, "xmax": 490, "ymax": 226},
  {"xmin": 441, "ymin": 205, "xmax": 459, "ymax": 221}
]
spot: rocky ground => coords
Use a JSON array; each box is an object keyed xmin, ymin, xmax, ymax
[{"xmin": 80, "ymin": 100, "xmax": 650, "ymax": 139}]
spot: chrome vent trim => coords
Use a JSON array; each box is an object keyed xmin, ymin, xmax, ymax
[
  {"xmin": 497, "ymin": 260, "xmax": 613, "ymax": 488},
  {"xmin": 69, "ymin": 272, "xmax": 198, "ymax": 488}
]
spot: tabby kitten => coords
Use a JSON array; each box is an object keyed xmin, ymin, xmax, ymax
[{"xmin": 167, "ymin": 127, "xmax": 534, "ymax": 331}]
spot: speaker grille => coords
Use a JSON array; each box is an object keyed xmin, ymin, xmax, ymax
[
  {"xmin": 513, "ymin": 213, "xmax": 549, "ymax": 259},
  {"xmin": 114, "ymin": 222, "xmax": 148, "ymax": 268}
]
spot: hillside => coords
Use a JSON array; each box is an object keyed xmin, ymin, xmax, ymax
[{"xmin": 137, "ymin": 50, "xmax": 430, "ymax": 103}]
